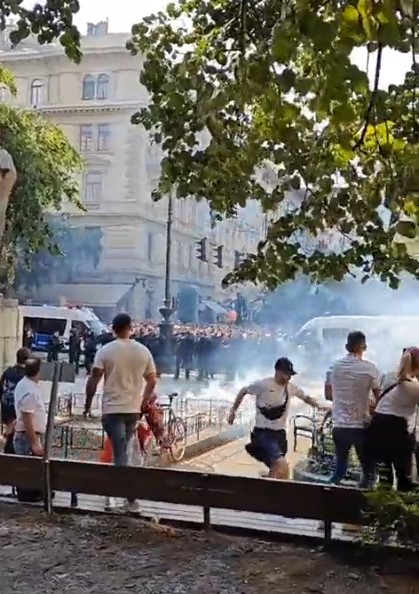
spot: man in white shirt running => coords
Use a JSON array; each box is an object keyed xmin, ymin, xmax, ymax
[
  {"xmin": 228, "ymin": 357, "xmax": 326, "ymax": 479},
  {"xmin": 84, "ymin": 313, "xmax": 157, "ymax": 512}
]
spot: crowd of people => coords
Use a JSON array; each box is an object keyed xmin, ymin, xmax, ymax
[
  {"xmin": 2, "ymin": 314, "xmax": 419, "ymax": 510},
  {"xmin": 228, "ymin": 330, "xmax": 419, "ymax": 491},
  {"xmin": 44, "ymin": 320, "xmax": 279, "ymax": 380}
]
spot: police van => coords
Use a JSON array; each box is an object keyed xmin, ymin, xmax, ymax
[{"xmin": 20, "ymin": 304, "xmax": 107, "ymax": 352}]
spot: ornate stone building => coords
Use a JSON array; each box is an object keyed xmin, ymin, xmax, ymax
[{"xmin": 0, "ymin": 22, "xmax": 265, "ymax": 319}]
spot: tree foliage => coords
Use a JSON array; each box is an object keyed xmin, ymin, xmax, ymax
[
  {"xmin": 0, "ymin": 0, "xmax": 82, "ymax": 63},
  {"xmin": 129, "ymin": 0, "xmax": 419, "ymax": 289},
  {"xmin": 0, "ymin": 103, "xmax": 83, "ymax": 282}
]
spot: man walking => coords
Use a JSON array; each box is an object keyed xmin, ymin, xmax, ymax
[{"xmin": 84, "ymin": 313, "xmax": 157, "ymax": 512}]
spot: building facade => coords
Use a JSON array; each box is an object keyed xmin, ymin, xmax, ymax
[{"xmin": 0, "ymin": 22, "xmax": 265, "ymax": 320}]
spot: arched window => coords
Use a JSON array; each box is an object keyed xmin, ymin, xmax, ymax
[
  {"xmin": 96, "ymin": 74, "xmax": 109, "ymax": 100},
  {"xmin": 82, "ymin": 75, "xmax": 95, "ymax": 100},
  {"xmin": 30, "ymin": 79, "xmax": 44, "ymax": 106}
]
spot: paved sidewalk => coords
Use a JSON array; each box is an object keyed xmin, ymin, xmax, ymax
[{"xmin": 180, "ymin": 433, "xmax": 312, "ymax": 477}]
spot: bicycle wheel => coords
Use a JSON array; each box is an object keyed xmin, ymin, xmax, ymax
[{"xmin": 167, "ymin": 416, "xmax": 187, "ymax": 462}]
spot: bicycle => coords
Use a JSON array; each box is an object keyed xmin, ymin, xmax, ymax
[{"xmin": 133, "ymin": 392, "xmax": 187, "ymax": 466}]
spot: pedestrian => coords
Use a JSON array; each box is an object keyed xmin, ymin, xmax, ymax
[
  {"xmin": 227, "ymin": 357, "xmax": 327, "ymax": 479},
  {"xmin": 0, "ymin": 347, "xmax": 30, "ymax": 455},
  {"xmin": 83, "ymin": 313, "xmax": 157, "ymax": 513},
  {"xmin": 365, "ymin": 347, "xmax": 419, "ymax": 491},
  {"xmin": 325, "ymin": 331, "xmax": 380, "ymax": 487},
  {"xmin": 13, "ymin": 357, "xmax": 45, "ymax": 502},
  {"xmin": 68, "ymin": 328, "xmax": 81, "ymax": 374}
]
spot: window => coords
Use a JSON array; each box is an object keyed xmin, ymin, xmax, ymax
[
  {"xmin": 84, "ymin": 171, "xmax": 103, "ymax": 204},
  {"xmin": 96, "ymin": 74, "xmax": 109, "ymax": 100},
  {"xmin": 147, "ymin": 232, "xmax": 154, "ymax": 262},
  {"xmin": 97, "ymin": 124, "xmax": 110, "ymax": 151},
  {"xmin": 30, "ymin": 79, "xmax": 43, "ymax": 105},
  {"xmin": 82, "ymin": 75, "xmax": 95, "ymax": 100},
  {"xmin": 79, "ymin": 125, "xmax": 93, "ymax": 152},
  {"xmin": 0, "ymin": 85, "xmax": 9, "ymax": 102}
]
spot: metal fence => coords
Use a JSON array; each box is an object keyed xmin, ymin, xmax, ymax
[{"xmin": 49, "ymin": 394, "xmax": 252, "ymax": 462}]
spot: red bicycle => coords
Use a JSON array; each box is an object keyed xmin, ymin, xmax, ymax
[{"xmin": 133, "ymin": 392, "xmax": 187, "ymax": 465}]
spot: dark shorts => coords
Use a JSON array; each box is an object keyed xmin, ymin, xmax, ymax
[
  {"xmin": 245, "ymin": 427, "xmax": 287, "ymax": 468},
  {"xmin": 1, "ymin": 403, "xmax": 16, "ymax": 424}
]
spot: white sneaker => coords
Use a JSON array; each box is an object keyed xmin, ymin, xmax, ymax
[{"xmin": 123, "ymin": 500, "xmax": 142, "ymax": 514}]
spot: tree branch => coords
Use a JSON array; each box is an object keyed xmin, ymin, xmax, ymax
[{"xmin": 354, "ymin": 42, "xmax": 383, "ymax": 149}]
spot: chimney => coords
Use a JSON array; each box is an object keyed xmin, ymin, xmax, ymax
[{"xmin": 87, "ymin": 20, "xmax": 109, "ymax": 36}]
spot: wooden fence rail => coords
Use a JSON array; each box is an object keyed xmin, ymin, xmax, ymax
[{"xmin": 0, "ymin": 453, "xmax": 367, "ymax": 540}]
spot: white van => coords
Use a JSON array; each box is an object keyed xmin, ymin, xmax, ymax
[
  {"xmin": 20, "ymin": 304, "xmax": 107, "ymax": 352},
  {"xmin": 293, "ymin": 315, "xmax": 419, "ymax": 374}
]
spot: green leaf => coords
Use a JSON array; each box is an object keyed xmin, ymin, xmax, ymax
[
  {"xmin": 128, "ymin": 0, "xmax": 419, "ymax": 290},
  {"xmin": 0, "ymin": 104, "xmax": 82, "ymax": 284},
  {"xmin": 5, "ymin": 0, "xmax": 82, "ymax": 63},
  {"xmin": 342, "ymin": 5, "xmax": 359, "ymax": 23},
  {"xmin": 272, "ymin": 26, "xmax": 294, "ymax": 63}
]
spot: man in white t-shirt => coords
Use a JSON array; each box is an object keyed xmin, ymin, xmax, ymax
[
  {"xmin": 14, "ymin": 357, "xmax": 46, "ymax": 457},
  {"xmin": 84, "ymin": 313, "xmax": 157, "ymax": 510},
  {"xmin": 13, "ymin": 357, "xmax": 46, "ymax": 503},
  {"xmin": 228, "ymin": 357, "xmax": 326, "ymax": 479},
  {"xmin": 325, "ymin": 331, "xmax": 380, "ymax": 487}
]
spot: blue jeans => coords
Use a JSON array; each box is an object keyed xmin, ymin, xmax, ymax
[
  {"xmin": 102, "ymin": 413, "xmax": 138, "ymax": 466},
  {"xmin": 14, "ymin": 432, "xmax": 44, "ymax": 456},
  {"xmin": 102, "ymin": 413, "xmax": 139, "ymax": 504},
  {"xmin": 13, "ymin": 432, "xmax": 44, "ymax": 502}
]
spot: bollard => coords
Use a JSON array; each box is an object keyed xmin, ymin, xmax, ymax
[
  {"xmin": 43, "ymin": 361, "xmax": 61, "ymax": 513},
  {"xmin": 42, "ymin": 361, "xmax": 76, "ymax": 513}
]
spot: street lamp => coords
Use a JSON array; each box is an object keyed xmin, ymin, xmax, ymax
[{"xmin": 158, "ymin": 190, "xmax": 175, "ymax": 372}]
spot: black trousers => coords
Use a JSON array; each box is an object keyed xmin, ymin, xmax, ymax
[{"xmin": 366, "ymin": 413, "xmax": 415, "ymax": 491}]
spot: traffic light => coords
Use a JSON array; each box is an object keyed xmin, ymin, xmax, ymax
[
  {"xmin": 214, "ymin": 245, "xmax": 223, "ymax": 268},
  {"xmin": 196, "ymin": 237, "xmax": 208, "ymax": 262}
]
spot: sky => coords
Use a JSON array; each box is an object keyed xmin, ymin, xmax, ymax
[
  {"xmin": 72, "ymin": 0, "xmax": 167, "ymax": 33},
  {"xmin": 22, "ymin": 0, "xmax": 411, "ymax": 88}
]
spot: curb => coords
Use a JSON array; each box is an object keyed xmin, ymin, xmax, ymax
[{"xmin": 156, "ymin": 423, "xmax": 251, "ymax": 468}]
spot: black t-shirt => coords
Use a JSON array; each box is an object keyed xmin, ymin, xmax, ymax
[{"xmin": 0, "ymin": 365, "xmax": 26, "ymax": 408}]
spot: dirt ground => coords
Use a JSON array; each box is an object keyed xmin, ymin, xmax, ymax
[{"xmin": 0, "ymin": 505, "xmax": 418, "ymax": 594}]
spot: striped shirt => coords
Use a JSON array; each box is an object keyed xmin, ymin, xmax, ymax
[{"xmin": 327, "ymin": 354, "xmax": 380, "ymax": 428}]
